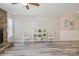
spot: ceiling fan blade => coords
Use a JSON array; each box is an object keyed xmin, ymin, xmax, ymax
[
  {"xmin": 11, "ymin": 3, "xmax": 18, "ymax": 4},
  {"xmin": 26, "ymin": 5, "xmax": 29, "ymax": 10},
  {"xmin": 29, "ymin": 3, "xmax": 40, "ymax": 6}
]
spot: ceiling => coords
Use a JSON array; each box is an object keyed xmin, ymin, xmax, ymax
[{"xmin": 0, "ymin": 3, "xmax": 79, "ymax": 15}]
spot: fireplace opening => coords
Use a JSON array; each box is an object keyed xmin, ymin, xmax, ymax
[{"xmin": 0, "ymin": 28, "xmax": 3, "ymax": 44}]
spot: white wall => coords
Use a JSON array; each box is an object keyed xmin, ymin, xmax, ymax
[
  {"xmin": 13, "ymin": 15, "xmax": 59, "ymax": 42},
  {"xmin": 59, "ymin": 30, "xmax": 79, "ymax": 41},
  {"xmin": 13, "ymin": 15, "xmax": 79, "ymax": 42}
]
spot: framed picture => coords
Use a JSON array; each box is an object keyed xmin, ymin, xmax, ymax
[{"xmin": 59, "ymin": 16, "xmax": 79, "ymax": 30}]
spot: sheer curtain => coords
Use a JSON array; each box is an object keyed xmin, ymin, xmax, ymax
[{"xmin": 7, "ymin": 17, "xmax": 13, "ymax": 42}]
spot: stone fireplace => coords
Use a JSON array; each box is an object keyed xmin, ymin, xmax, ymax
[
  {"xmin": 0, "ymin": 8, "xmax": 7, "ymax": 44},
  {"xmin": 0, "ymin": 8, "xmax": 14, "ymax": 54}
]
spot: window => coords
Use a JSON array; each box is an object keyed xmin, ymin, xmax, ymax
[{"xmin": 7, "ymin": 18, "xmax": 13, "ymax": 38}]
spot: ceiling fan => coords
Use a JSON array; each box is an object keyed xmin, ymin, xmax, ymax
[{"xmin": 11, "ymin": 3, "xmax": 40, "ymax": 10}]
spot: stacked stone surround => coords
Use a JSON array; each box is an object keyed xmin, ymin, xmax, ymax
[{"xmin": 0, "ymin": 8, "xmax": 7, "ymax": 43}]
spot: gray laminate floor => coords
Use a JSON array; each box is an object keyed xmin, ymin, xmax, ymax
[{"xmin": 0, "ymin": 41, "xmax": 79, "ymax": 56}]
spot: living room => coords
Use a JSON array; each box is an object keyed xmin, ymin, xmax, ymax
[{"xmin": 0, "ymin": 3, "xmax": 79, "ymax": 56}]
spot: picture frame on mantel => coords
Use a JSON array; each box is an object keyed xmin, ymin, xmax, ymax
[{"xmin": 59, "ymin": 16, "xmax": 79, "ymax": 30}]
